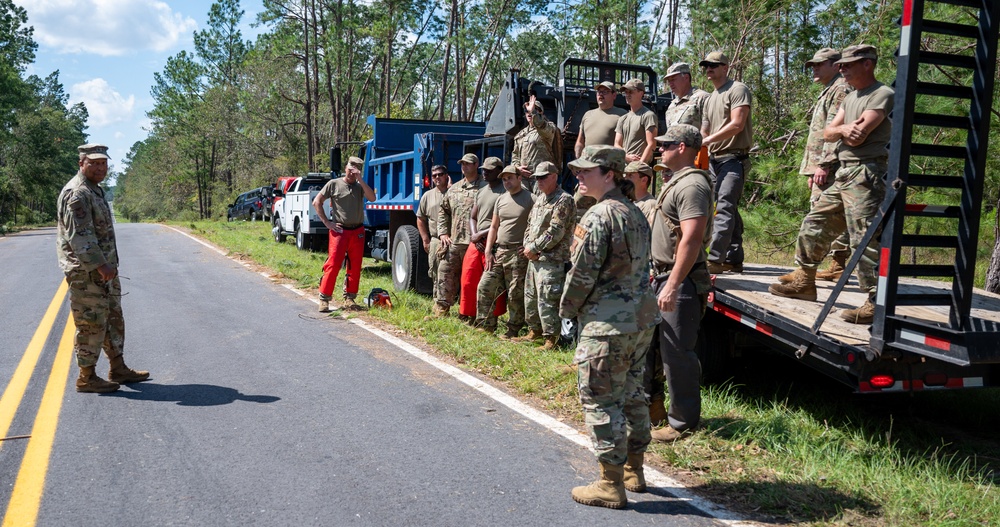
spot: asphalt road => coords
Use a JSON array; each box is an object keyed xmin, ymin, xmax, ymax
[{"xmin": 0, "ymin": 224, "xmax": 733, "ymax": 526}]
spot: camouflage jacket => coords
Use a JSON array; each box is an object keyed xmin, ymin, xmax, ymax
[
  {"xmin": 523, "ymin": 188, "xmax": 576, "ymax": 262},
  {"xmin": 664, "ymin": 87, "xmax": 710, "ymax": 128},
  {"xmin": 511, "ymin": 114, "xmax": 561, "ymax": 172},
  {"xmin": 559, "ymin": 188, "xmax": 660, "ymax": 336},
  {"xmin": 57, "ymin": 171, "xmax": 118, "ymax": 273},
  {"xmin": 799, "ymin": 74, "xmax": 853, "ymax": 175},
  {"xmin": 438, "ymin": 176, "xmax": 486, "ymax": 245}
]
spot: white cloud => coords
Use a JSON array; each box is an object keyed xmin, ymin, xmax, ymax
[
  {"xmin": 15, "ymin": 0, "xmax": 198, "ymax": 56},
  {"xmin": 70, "ymin": 78, "xmax": 135, "ymax": 127}
]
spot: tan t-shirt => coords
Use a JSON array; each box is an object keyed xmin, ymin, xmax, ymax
[
  {"xmin": 650, "ymin": 167, "xmax": 713, "ymax": 269},
  {"xmin": 634, "ymin": 194, "xmax": 657, "ymax": 228},
  {"xmin": 417, "ymin": 187, "xmax": 445, "ymax": 238},
  {"xmin": 581, "ymin": 107, "xmax": 627, "ymax": 147},
  {"xmin": 615, "ymin": 106, "xmax": 658, "ymax": 160},
  {"xmin": 704, "ymin": 79, "xmax": 753, "ymax": 155},
  {"xmin": 475, "ymin": 182, "xmax": 506, "ymax": 231},
  {"xmin": 320, "ymin": 178, "xmax": 366, "ymax": 225},
  {"xmin": 838, "ymin": 81, "xmax": 894, "ymax": 162},
  {"xmin": 493, "ymin": 187, "xmax": 534, "ymax": 244}
]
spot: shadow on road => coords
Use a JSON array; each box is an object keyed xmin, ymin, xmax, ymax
[{"xmin": 105, "ymin": 382, "xmax": 280, "ymax": 406}]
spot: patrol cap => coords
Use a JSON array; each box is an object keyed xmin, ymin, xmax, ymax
[
  {"xmin": 347, "ymin": 156, "xmax": 364, "ymax": 169},
  {"xmin": 665, "ymin": 62, "xmax": 691, "ymax": 78},
  {"xmin": 805, "ymin": 47, "xmax": 841, "ymax": 66},
  {"xmin": 568, "ymin": 145, "xmax": 626, "ymax": 173},
  {"xmin": 593, "ymin": 81, "xmax": 616, "ymax": 92},
  {"xmin": 459, "ymin": 153, "xmax": 480, "ymax": 165},
  {"xmin": 655, "ymin": 124, "xmax": 703, "ymax": 150},
  {"xmin": 624, "ymin": 161, "xmax": 654, "ymax": 177},
  {"xmin": 619, "ymin": 79, "xmax": 645, "ymax": 92},
  {"xmin": 835, "ymin": 44, "xmax": 878, "ymax": 64},
  {"xmin": 531, "ymin": 161, "xmax": 559, "ymax": 178},
  {"xmin": 501, "ymin": 164, "xmax": 519, "ymax": 176},
  {"xmin": 699, "ymin": 51, "xmax": 730, "ymax": 67},
  {"xmin": 480, "ymin": 156, "xmax": 503, "ymax": 171},
  {"xmin": 78, "ymin": 143, "xmax": 110, "ymax": 160}
]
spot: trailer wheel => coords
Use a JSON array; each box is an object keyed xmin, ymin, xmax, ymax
[
  {"xmin": 295, "ymin": 223, "xmax": 310, "ymax": 251},
  {"xmin": 391, "ymin": 225, "xmax": 421, "ymax": 292}
]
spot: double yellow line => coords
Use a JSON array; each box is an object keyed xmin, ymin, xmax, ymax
[{"xmin": 1, "ymin": 281, "xmax": 74, "ymax": 527}]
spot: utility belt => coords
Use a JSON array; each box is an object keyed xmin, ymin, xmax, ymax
[
  {"xmin": 709, "ymin": 150, "xmax": 750, "ymax": 163},
  {"xmin": 340, "ymin": 224, "xmax": 364, "ymax": 230},
  {"xmin": 838, "ymin": 158, "xmax": 887, "ymax": 168},
  {"xmin": 652, "ymin": 260, "xmax": 706, "ymax": 279}
]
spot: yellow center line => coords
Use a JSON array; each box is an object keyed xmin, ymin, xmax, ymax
[
  {"xmin": 2, "ymin": 315, "xmax": 75, "ymax": 527},
  {"xmin": 0, "ymin": 280, "xmax": 68, "ymax": 446}
]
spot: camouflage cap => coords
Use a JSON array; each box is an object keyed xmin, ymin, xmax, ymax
[
  {"xmin": 653, "ymin": 162, "xmax": 670, "ymax": 172},
  {"xmin": 568, "ymin": 145, "xmax": 626, "ymax": 173},
  {"xmin": 835, "ymin": 44, "xmax": 878, "ymax": 64},
  {"xmin": 665, "ymin": 62, "xmax": 691, "ymax": 78},
  {"xmin": 655, "ymin": 123, "xmax": 703, "ymax": 150},
  {"xmin": 619, "ymin": 78, "xmax": 645, "ymax": 92},
  {"xmin": 481, "ymin": 156, "xmax": 504, "ymax": 171},
  {"xmin": 805, "ymin": 47, "xmax": 841, "ymax": 66},
  {"xmin": 347, "ymin": 156, "xmax": 364, "ymax": 169},
  {"xmin": 594, "ymin": 81, "xmax": 616, "ymax": 92},
  {"xmin": 531, "ymin": 161, "xmax": 559, "ymax": 178},
  {"xmin": 624, "ymin": 161, "xmax": 654, "ymax": 177},
  {"xmin": 459, "ymin": 153, "xmax": 480, "ymax": 165},
  {"xmin": 78, "ymin": 143, "xmax": 110, "ymax": 160},
  {"xmin": 699, "ymin": 51, "xmax": 730, "ymax": 67},
  {"xmin": 501, "ymin": 164, "xmax": 519, "ymax": 176}
]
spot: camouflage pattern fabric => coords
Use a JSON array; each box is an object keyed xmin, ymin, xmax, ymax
[
  {"xmin": 434, "ymin": 242, "xmax": 467, "ymax": 308},
  {"xmin": 437, "ymin": 177, "xmax": 486, "ymax": 246},
  {"xmin": 663, "ymin": 88, "xmax": 710, "ymax": 128},
  {"xmin": 523, "ymin": 187, "xmax": 576, "ymax": 263},
  {"xmin": 810, "ymin": 182, "xmax": 850, "ymax": 256},
  {"xmin": 573, "ymin": 191, "xmax": 597, "ymax": 226},
  {"xmin": 796, "ymin": 162, "xmax": 886, "ymax": 294},
  {"xmin": 511, "ymin": 113, "xmax": 561, "ymax": 172},
  {"xmin": 524, "ymin": 260, "xmax": 565, "ymax": 336},
  {"xmin": 476, "ymin": 246, "xmax": 528, "ymax": 329},
  {"xmin": 66, "ymin": 270, "xmax": 125, "ymax": 367},
  {"xmin": 799, "ymin": 75, "xmax": 852, "ymax": 176},
  {"xmin": 576, "ymin": 329, "xmax": 654, "ymax": 464},
  {"xmin": 428, "ymin": 237, "xmax": 441, "ymax": 280}
]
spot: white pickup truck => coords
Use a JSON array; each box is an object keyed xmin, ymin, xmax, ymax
[{"xmin": 271, "ymin": 173, "xmax": 332, "ymax": 251}]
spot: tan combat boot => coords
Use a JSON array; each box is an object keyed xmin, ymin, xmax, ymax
[
  {"xmin": 768, "ymin": 268, "xmax": 818, "ymax": 301},
  {"xmin": 650, "ymin": 424, "xmax": 694, "ymax": 442},
  {"xmin": 841, "ymin": 298, "xmax": 875, "ymax": 324},
  {"xmin": 571, "ymin": 461, "xmax": 627, "ymax": 509},
  {"xmin": 501, "ymin": 326, "xmax": 521, "ymax": 340},
  {"xmin": 648, "ymin": 394, "xmax": 667, "ymax": 426},
  {"xmin": 513, "ymin": 328, "xmax": 542, "ymax": 342},
  {"xmin": 77, "ymin": 366, "xmax": 120, "ymax": 393},
  {"xmin": 816, "ymin": 253, "xmax": 847, "ymax": 282},
  {"xmin": 318, "ymin": 298, "xmax": 331, "ymax": 312},
  {"xmin": 108, "ymin": 355, "xmax": 150, "ymax": 384},
  {"xmin": 776, "ymin": 270, "xmax": 796, "ymax": 284},
  {"xmin": 623, "ymin": 452, "xmax": 646, "ymax": 493},
  {"xmin": 424, "ymin": 303, "xmax": 450, "ymax": 321},
  {"xmin": 536, "ymin": 335, "xmax": 559, "ymax": 351}
]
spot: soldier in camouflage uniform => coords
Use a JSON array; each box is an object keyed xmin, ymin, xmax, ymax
[
  {"xmin": 518, "ymin": 161, "xmax": 576, "ymax": 349},
  {"xmin": 417, "ymin": 165, "xmax": 450, "ymax": 300},
  {"xmin": 512, "ymin": 96, "xmax": 561, "ymax": 178},
  {"xmin": 560, "ymin": 145, "xmax": 659, "ymax": 509},
  {"xmin": 778, "ymin": 48, "xmax": 854, "ymax": 285},
  {"xmin": 57, "ymin": 144, "xmax": 149, "ymax": 393},
  {"xmin": 432, "ymin": 153, "xmax": 486, "ymax": 316},
  {"xmin": 663, "ymin": 63, "xmax": 709, "ymax": 129},
  {"xmin": 476, "ymin": 165, "xmax": 534, "ymax": 337},
  {"xmin": 769, "ymin": 45, "xmax": 893, "ymax": 325}
]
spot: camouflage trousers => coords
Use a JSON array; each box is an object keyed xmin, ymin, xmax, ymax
[
  {"xmin": 796, "ymin": 161, "xmax": 886, "ymax": 294},
  {"xmin": 575, "ymin": 329, "xmax": 654, "ymax": 465},
  {"xmin": 66, "ymin": 269, "xmax": 125, "ymax": 368},
  {"xmin": 523, "ymin": 260, "xmax": 565, "ymax": 336},
  {"xmin": 428, "ymin": 237, "xmax": 440, "ymax": 281},
  {"xmin": 810, "ymin": 174, "xmax": 849, "ymax": 257},
  {"xmin": 476, "ymin": 246, "xmax": 528, "ymax": 329},
  {"xmin": 434, "ymin": 242, "xmax": 467, "ymax": 308}
]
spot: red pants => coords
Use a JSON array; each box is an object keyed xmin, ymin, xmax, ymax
[
  {"xmin": 460, "ymin": 243, "xmax": 506, "ymax": 317},
  {"xmin": 319, "ymin": 227, "xmax": 365, "ymax": 298}
]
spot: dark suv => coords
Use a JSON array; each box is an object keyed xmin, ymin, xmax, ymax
[{"xmin": 227, "ymin": 188, "xmax": 264, "ymax": 221}]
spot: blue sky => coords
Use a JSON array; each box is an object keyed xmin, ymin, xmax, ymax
[{"xmin": 14, "ymin": 0, "xmax": 265, "ymax": 178}]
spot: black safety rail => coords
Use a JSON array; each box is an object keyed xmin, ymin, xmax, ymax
[
  {"xmin": 868, "ymin": 0, "xmax": 1000, "ymax": 365},
  {"xmin": 559, "ymin": 58, "xmax": 661, "ymax": 95}
]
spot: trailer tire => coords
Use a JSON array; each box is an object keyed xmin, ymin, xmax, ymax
[{"xmin": 391, "ymin": 225, "xmax": 422, "ymax": 292}]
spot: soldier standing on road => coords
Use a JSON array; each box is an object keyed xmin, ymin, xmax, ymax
[
  {"xmin": 417, "ymin": 165, "xmax": 451, "ymax": 301},
  {"xmin": 433, "ymin": 154, "xmax": 486, "ymax": 317},
  {"xmin": 648, "ymin": 125, "xmax": 714, "ymax": 442},
  {"xmin": 700, "ymin": 51, "xmax": 753, "ymax": 275},
  {"xmin": 512, "ymin": 96, "xmax": 562, "ymax": 179},
  {"xmin": 614, "ymin": 79, "xmax": 658, "ymax": 165},
  {"xmin": 575, "ymin": 81, "xmax": 627, "ymax": 156},
  {"xmin": 314, "ymin": 156, "xmax": 376, "ymax": 312},
  {"xmin": 777, "ymin": 48, "xmax": 854, "ymax": 286},
  {"xmin": 769, "ymin": 45, "xmax": 893, "ymax": 325},
  {"xmin": 57, "ymin": 143, "xmax": 149, "ymax": 393},
  {"xmin": 476, "ymin": 165, "xmax": 534, "ymax": 338},
  {"xmin": 462, "ymin": 157, "xmax": 507, "ymax": 325},
  {"xmin": 561, "ymin": 145, "xmax": 659, "ymax": 510},
  {"xmin": 517, "ymin": 161, "xmax": 576, "ymax": 350}
]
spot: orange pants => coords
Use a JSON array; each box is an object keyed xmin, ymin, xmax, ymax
[
  {"xmin": 460, "ymin": 243, "xmax": 506, "ymax": 317},
  {"xmin": 319, "ymin": 227, "xmax": 364, "ymax": 298}
]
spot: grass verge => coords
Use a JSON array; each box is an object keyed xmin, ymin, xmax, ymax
[{"xmin": 178, "ymin": 219, "xmax": 999, "ymax": 526}]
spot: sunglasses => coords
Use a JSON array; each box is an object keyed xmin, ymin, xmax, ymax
[
  {"xmin": 658, "ymin": 141, "xmax": 682, "ymax": 149},
  {"xmin": 701, "ymin": 63, "xmax": 722, "ymax": 70}
]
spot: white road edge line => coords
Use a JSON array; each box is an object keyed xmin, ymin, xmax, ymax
[{"xmin": 164, "ymin": 224, "xmax": 755, "ymax": 526}]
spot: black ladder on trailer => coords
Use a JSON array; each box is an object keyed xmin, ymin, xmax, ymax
[{"xmin": 869, "ymin": 0, "xmax": 1000, "ymax": 365}]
